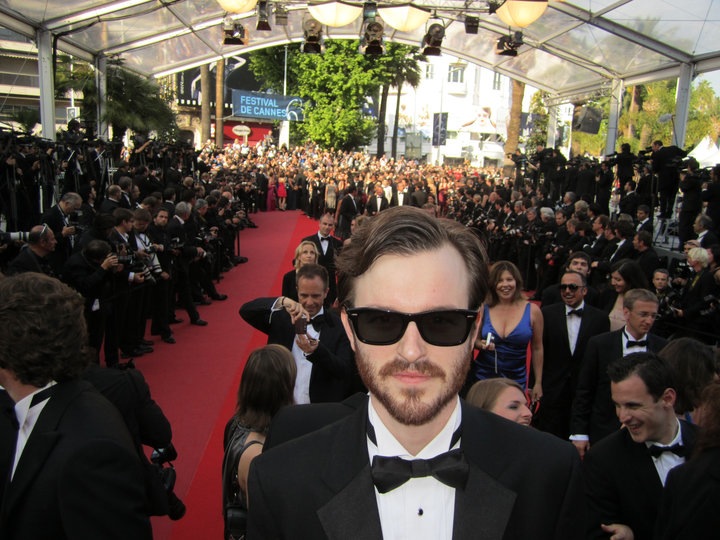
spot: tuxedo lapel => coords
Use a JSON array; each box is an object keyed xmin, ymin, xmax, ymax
[
  {"xmin": 452, "ymin": 464, "xmax": 516, "ymax": 540},
  {"xmin": 317, "ymin": 464, "xmax": 383, "ymax": 540},
  {"xmin": 2, "ymin": 382, "xmax": 84, "ymax": 517},
  {"xmin": 317, "ymin": 402, "xmax": 382, "ymax": 540}
]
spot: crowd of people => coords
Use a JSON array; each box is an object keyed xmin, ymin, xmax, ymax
[{"xmin": 3, "ymin": 133, "xmax": 720, "ymax": 539}]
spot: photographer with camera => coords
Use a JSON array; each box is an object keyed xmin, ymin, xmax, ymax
[
  {"xmin": 41, "ymin": 192, "xmax": 83, "ymax": 276},
  {"xmin": 6, "ymin": 223, "xmax": 57, "ymax": 277},
  {"xmin": 107, "ymin": 208, "xmax": 149, "ymax": 363},
  {"xmin": 62, "ymin": 239, "xmax": 119, "ymax": 363},
  {"xmin": 678, "ymin": 157, "xmax": 703, "ymax": 249},
  {"xmin": 651, "ymin": 139, "xmax": 688, "ymax": 219},
  {"xmin": 671, "ymin": 247, "xmax": 719, "ymax": 344}
]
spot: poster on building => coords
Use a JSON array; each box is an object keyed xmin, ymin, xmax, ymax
[{"xmin": 232, "ymin": 91, "xmax": 304, "ymax": 122}]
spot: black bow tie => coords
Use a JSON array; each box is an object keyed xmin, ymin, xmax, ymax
[
  {"xmin": 320, "ymin": 236, "xmax": 329, "ymax": 242},
  {"xmin": 648, "ymin": 443, "xmax": 686, "ymax": 458},
  {"xmin": 567, "ymin": 309, "xmax": 583, "ymax": 317},
  {"xmin": 370, "ymin": 449, "xmax": 469, "ymax": 494},
  {"xmin": 309, "ymin": 315, "xmax": 325, "ymax": 328},
  {"xmin": 626, "ymin": 340, "xmax": 648, "ymax": 348}
]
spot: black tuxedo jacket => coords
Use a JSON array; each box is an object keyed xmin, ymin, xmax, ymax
[
  {"xmin": 0, "ymin": 380, "xmax": 151, "ymax": 539},
  {"xmin": 583, "ymin": 422, "xmax": 697, "ymax": 540},
  {"xmin": 390, "ymin": 190, "xmax": 413, "ymax": 207},
  {"xmin": 656, "ymin": 446, "xmax": 720, "ymax": 540},
  {"xmin": 302, "ymin": 233, "xmax": 343, "ymax": 305},
  {"xmin": 699, "ymin": 230, "xmax": 720, "ymax": 248},
  {"xmin": 41, "ymin": 205, "xmax": 73, "ymax": 273},
  {"xmin": 98, "ymin": 197, "xmax": 120, "ymax": 216},
  {"xmin": 636, "ymin": 219, "xmax": 653, "ymax": 235},
  {"xmin": 534, "ymin": 303, "xmax": 609, "ymax": 438},
  {"xmin": 248, "ymin": 398, "xmax": 585, "ymax": 540},
  {"xmin": 634, "ymin": 248, "xmax": 662, "ymax": 283},
  {"xmin": 366, "ymin": 195, "xmax": 389, "ymax": 216},
  {"xmin": 239, "ymin": 298, "xmax": 356, "ymax": 402},
  {"xmin": 570, "ymin": 329, "xmax": 667, "ymax": 443}
]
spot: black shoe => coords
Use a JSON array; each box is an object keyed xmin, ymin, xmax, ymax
[
  {"xmin": 233, "ymin": 256, "xmax": 248, "ymax": 264},
  {"xmin": 121, "ymin": 348, "xmax": 145, "ymax": 359},
  {"xmin": 141, "ymin": 339, "xmax": 154, "ymax": 346},
  {"xmin": 196, "ymin": 297, "xmax": 212, "ymax": 306},
  {"xmin": 169, "ymin": 317, "xmax": 183, "ymax": 324},
  {"xmin": 191, "ymin": 318, "xmax": 208, "ymax": 326},
  {"xmin": 137, "ymin": 345, "xmax": 154, "ymax": 354},
  {"xmin": 211, "ymin": 293, "xmax": 228, "ymax": 301},
  {"xmin": 162, "ymin": 335, "xmax": 176, "ymax": 344}
]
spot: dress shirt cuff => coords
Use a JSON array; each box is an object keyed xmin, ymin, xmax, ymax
[
  {"xmin": 272, "ymin": 297, "xmax": 285, "ymax": 311},
  {"xmin": 128, "ymin": 272, "xmax": 135, "ymax": 283},
  {"xmin": 569, "ymin": 434, "xmax": 589, "ymax": 441}
]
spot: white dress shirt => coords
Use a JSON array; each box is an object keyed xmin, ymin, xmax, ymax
[
  {"xmin": 646, "ymin": 418, "xmax": 685, "ymax": 486},
  {"xmin": 12, "ymin": 381, "xmax": 56, "ymax": 479},
  {"xmin": 367, "ymin": 398, "xmax": 460, "ymax": 540},
  {"xmin": 565, "ymin": 301, "xmax": 585, "ymax": 356}
]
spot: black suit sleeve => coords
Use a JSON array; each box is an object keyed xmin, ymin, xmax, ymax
[
  {"xmin": 570, "ymin": 335, "xmax": 602, "ymax": 436},
  {"xmin": 583, "ymin": 444, "xmax": 625, "ymax": 539},
  {"xmin": 59, "ymin": 439, "xmax": 152, "ymax": 539},
  {"xmin": 306, "ymin": 328, "xmax": 354, "ymax": 380},
  {"xmin": 239, "ymin": 298, "xmax": 277, "ymax": 335}
]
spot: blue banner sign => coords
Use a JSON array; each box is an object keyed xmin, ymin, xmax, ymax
[{"xmin": 232, "ymin": 91, "xmax": 304, "ymax": 121}]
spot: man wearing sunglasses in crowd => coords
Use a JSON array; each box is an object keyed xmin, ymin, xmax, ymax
[
  {"xmin": 534, "ymin": 270, "xmax": 609, "ymax": 440},
  {"xmin": 247, "ymin": 206, "xmax": 584, "ymax": 540}
]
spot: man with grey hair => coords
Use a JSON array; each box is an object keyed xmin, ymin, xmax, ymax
[
  {"xmin": 248, "ymin": 206, "xmax": 584, "ymax": 539},
  {"xmin": 41, "ymin": 191, "xmax": 83, "ymax": 274}
]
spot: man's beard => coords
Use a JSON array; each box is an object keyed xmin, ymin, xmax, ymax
[{"xmin": 356, "ymin": 342, "xmax": 472, "ymax": 426}]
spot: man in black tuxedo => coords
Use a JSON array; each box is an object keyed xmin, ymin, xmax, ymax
[
  {"xmin": 303, "ymin": 212, "xmax": 343, "ymax": 306},
  {"xmin": 540, "ymin": 251, "xmax": 600, "ymax": 308},
  {"xmin": 247, "ymin": 207, "xmax": 584, "ymax": 540},
  {"xmin": 335, "ymin": 184, "xmax": 359, "ymax": 241},
  {"xmin": 632, "ymin": 231, "xmax": 662, "ymax": 283},
  {"xmin": 365, "ymin": 182, "xmax": 389, "ymax": 216},
  {"xmin": 390, "ymin": 178, "xmax": 413, "ymax": 207},
  {"xmin": 570, "ymin": 289, "xmax": 668, "ymax": 457},
  {"xmin": 583, "ymin": 353, "xmax": 696, "ymax": 540},
  {"xmin": 693, "ymin": 213, "xmax": 719, "ymax": 248},
  {"xmin": 99, "ymin": 184, "xmax": 123, "ymax": 215},
  {"xmin": 0, "ymin": 274, "xmax": 151, "ymax": 539},
  {"xmin": 534, "ymin": 270, "xmax": 609, "ymax": 439},
  {"xmin": 635, "ymin": 205, "xmax": 653, "ymax": 235},
  {"xmin": 41, "ymin": 191, "xmax": 82, "ymax": 275},
  {"xmin": 239, "ymin": 264, "xmax": 356, "ymax": 403},
  {"xmin": 651, "ymin": 140, "xmax": 686, "ymax": 219}
]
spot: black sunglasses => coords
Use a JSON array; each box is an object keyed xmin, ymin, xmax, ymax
[
  {"xmin": 559, "ymin": 283, "xmax": 583, "ymax": 291},
  {"xmin": 344, "ymin": 308, "xmax": 478, "ymax": 347}
]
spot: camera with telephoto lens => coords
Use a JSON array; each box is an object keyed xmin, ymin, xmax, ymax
[
  {"xmin": 0, "ymin": 231, "xmax": 30, "ymax": 244},
  {"xmin": 150, "ymin": 443, "xmax": 186, "ymax": 521}
]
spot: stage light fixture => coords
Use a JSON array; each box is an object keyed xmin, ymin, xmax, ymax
[
  {"xmin": 363, "ymin": 1, "xmax": 378, "ymax": 21},
  {"xmin": 223, "ymin": 18, "xmax": 248, "ymax": 46},
  {"xmin": 422, "ymin": 22, "xmax": 445, "ymax": 56},
  {"xmin": 496, "ymin": 31, "xmax": 523, "ymax": 56},
  {"xmin": 274, "ymin": 4, "xmax": 288, "ymax": 25},
  {"xmin": 360, "ymin": 20, "xmax": 384, "ymax": 55},
  {"xmin": 464, "ymin": 15, "xmax": 479, "ymax": 34},
  {"xmin": 256, "ymin": 0, "xmax": 272, "ymax": 31},
  {"xmin": 301, "ymin": 17, "xmax": 325, "ymax": 54}
]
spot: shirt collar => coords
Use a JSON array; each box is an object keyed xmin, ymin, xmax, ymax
[
  {"xmin": 14, "ymin": 381, "xmax": 56, "ymax": 428},
  {"xmin": 645, "ymin": 417, "xmax": 682, "ymax": 449},
  {"xmin": 565, "ymin": 301, "xmax": 585, "ymax": 315}
]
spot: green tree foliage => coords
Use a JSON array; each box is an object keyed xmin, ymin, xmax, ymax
[
  {"xmin": 526, "ymin": 90, "xmax": 548, "ymax": 149},
  {"xmin": 247, "ymin": 41, "xmax": 421, "ymax": 151},
  {"xmin": 54, "ymin": 56, "xmax": 177, "ymax": 139},
  {"xmin": 568, "ymin": 78, "xmax": 720, "ymax": 157}
]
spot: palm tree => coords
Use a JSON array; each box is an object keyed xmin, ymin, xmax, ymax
[
  {"xmin": 390, "ymin": 51, "xmax": 423, "ymax": 159},
  {"xmin": 504, "ymin": 79, "xmax": 525, "ymax": 175}
]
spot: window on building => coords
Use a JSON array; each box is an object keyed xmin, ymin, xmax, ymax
[
  {"xmin": 448, "ymin": 65, "xmax": 465, "ymax": 83},
  {"xmin": 493, "ymin": 72, "xmax": 502, "ymax": 91},
  {"xmin": 425, "ymin": 64, "xmax": 434, "ymax": 79}
]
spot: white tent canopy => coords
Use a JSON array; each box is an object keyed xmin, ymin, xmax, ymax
[{"xmin": 689, "ymin": 135, "xmax": 720, "ymax": 168}]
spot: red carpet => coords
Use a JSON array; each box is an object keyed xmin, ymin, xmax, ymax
[{"xmin": 136, "ymin": 210, "xmax": 319, "ymax": 539}]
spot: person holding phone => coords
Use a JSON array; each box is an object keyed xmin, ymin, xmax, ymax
[{"xmin": 239, "ymin": 263, "xmax": 358, "ymax": 404}]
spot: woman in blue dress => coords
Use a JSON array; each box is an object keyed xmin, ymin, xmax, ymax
[{"xmin": 472, "ymin": 260, "xmax": 545, "ymax": 403}]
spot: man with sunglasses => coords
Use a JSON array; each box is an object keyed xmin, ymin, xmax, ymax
[
  {"xmin": 247, "ymin": 206, "xmax": 584, "ymax": 540},
  {"xmin": 534, "ymin": 271, "xmax": 609, "ymax": 439}
]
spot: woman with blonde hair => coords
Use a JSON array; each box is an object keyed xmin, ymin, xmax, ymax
[
  {"xmin": 466, "ymin": 378, "xmax": 533, "ymax": 425},
  {"xmin": 281, "ymin": 240, "xmax": 319, "ymax": 301}
]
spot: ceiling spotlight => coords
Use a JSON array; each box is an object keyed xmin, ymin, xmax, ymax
[
  {"xmin": 223, "ymin": 17, "xmax": 248, "ymax": 45},
  {"xmin": 496, "ymin": 32, "xmax": 523, "ymax": 56},
  {"xmin": 274, "ymin": 4, "xmax": 288, "ymax": 26},
  {"xmin": 422, "ymin": 22, "xmax": 445, "ymax": 56},
  {"xmin": 360, "ymin": 20, "xmax": 384, "ymax": 55},
  {"xmin": 363, "ymin": 1, "xmax": 378, "ymax": 21},
  {"xmin": 302, "ymin": 18, "xmax": 324, "ymax": 54},
  {"xmin": 464, "ymin": 15, "xmax": 479, "ymax": 34},
  {"xmin": 256, "ymin": 0, "xmax": 271, "ymax": 31}
]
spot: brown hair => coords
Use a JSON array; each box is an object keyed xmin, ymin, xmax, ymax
[
  {"xmin": 293, "ymin": 241, "xmax": 319, "ymax": 270},
  {"xmin": 0, "ymin": 274, "xmax": 89, "ymax": 386},
  {"xmin": 466, "ymin": 379, "xmax": 525, "ymax": 410},
  {"xmin": 487, "ymin": 261, "xmax": 524, "ymax": 306},
  {"xmin": 336, "ymin": 206, "xmax": 489, "ymax": 309},
  {"xmin": 694, "ymin": 381, "xmax": 720, "ymax": 454},
  {"xmin": 659, "ymin": 338, "xmax": 719, "ymax": 414},
  {"xmin": 235, "ymin": 344, "xmax": 296, "ymax": 433}
]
